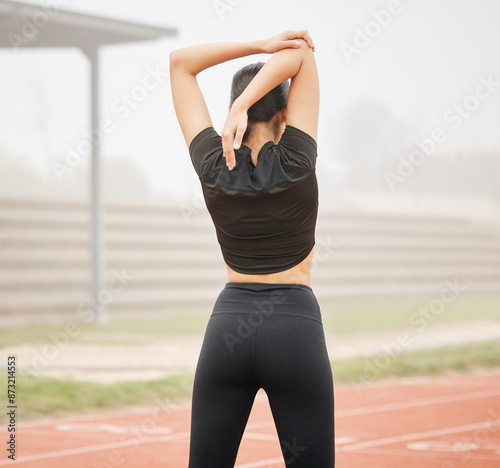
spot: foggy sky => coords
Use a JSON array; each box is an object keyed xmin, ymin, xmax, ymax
[{"xmin": 1, "ymin": 0, "xmax": 499, "ymax": 205}]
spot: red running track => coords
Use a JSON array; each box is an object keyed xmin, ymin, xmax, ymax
[{"xmin": 2, "ymin": 371, "xmax": 500, "ymax": 467}]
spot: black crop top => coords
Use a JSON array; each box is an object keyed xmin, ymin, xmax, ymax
[{"xmin": 189, "ymin": 125, "xmax": 318, "ymax": 274}]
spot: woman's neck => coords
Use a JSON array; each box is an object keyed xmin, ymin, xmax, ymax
[{"xmin": 243, "ymin": 123, "xmax": 277, "ymax": 165}]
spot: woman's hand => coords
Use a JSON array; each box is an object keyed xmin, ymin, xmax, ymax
[
  {"xmin": 261, "ymin": 30, "xmax": 315, "ymax": 54},
  {"xmin": 221, "ymin": 30, "xmax": 315, "ymax": 170},
  {"xmin": 221, "ymin": 101, "xmax": 248, "ymax": 171}
]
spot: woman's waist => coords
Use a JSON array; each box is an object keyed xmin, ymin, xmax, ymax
[
  {"xmin": 225, "ymin": 248, "xmax": 313, "ymax": 286},
  {"xmin": 212, "ymin": 275, "xmax": 321, "ymax": 322}
]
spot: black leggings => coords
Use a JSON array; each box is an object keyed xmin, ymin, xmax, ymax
[{"xmin": 188, "ymin": 282, "xmax": 335, "ymax": 467}]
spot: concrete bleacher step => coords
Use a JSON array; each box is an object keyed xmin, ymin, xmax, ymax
[
  {"xmin": 1, "ymin": 197, "xmax": 500, "ymax": 317},
  {"xmin": 311, "ymin": 280, "xmax": 500, "ymax": 298},
  {"xmin": 2, "ymin": 198, "xmax": 497, "ymax": 229},
  {"xmin": 317, "ymin": 221, "xmax": 497, "ymax": 237},
  {"xmin": 3, "ymin": 232, "xmax": 499, "ymax": 253},
  {"xmin": 0, "ymin": 285, "xmax": 225, "ymax": 314},
  {"xmin": 2, "ymin": 279, "xmax": 496, "ymax": 317},
  {"xmin": 3, "ymin": 246, "xmax": 500, "ymax": 267},
  {"xmin": 1, "ymin": 205, "xmax": 494, "ymax": 228},
  {"xmin": 1, "ymin": 263, "xmax": 500, "ymax": 286},
  {"xmin": 0, "ymin": 266, "xmax": 225, "ymax": 288},
  {"xmin": 0, "ymin": 278, "xmax": 497, "ymax": 316}
]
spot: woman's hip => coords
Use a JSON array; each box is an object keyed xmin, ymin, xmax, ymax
[{"xmin": 211, "ymin": 282, "xmax": 322, "ymax": 323}]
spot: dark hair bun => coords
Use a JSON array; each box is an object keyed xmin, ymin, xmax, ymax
[{"xmin": 230, "ymin": 62, "xmax": 289, "ymax": 141}]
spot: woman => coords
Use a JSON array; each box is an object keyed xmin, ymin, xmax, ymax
[{"xmin": 170, "ymin": 30, "xmax": 334, "ymax": 467}]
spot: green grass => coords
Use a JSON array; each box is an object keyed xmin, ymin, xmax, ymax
[
  {"xmin": 1, "ymin": 340, "xmax": 499, "ymax": 423},
  {"xmin": 332, "ymin": 339, "xmax": 500, "ymax": 386},
  {"xmin": 0, "ymin": 372, "xmax": 194, "ymax": 423}
]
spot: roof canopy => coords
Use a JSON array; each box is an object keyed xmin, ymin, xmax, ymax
[{"xmin": 0, "ymin": 0, "xmax": 176, "ymax": 48}]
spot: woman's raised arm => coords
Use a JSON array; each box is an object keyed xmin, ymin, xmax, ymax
[
  {"xmin": 169, "ymin": 31, "xmax": 315, "ymax": 148},
  {"xmin": 221, "ymin": 34, "xmax": 318, "ymax": 170}
]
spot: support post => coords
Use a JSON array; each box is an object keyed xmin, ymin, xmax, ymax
[{"xmin": 83, "ymin": 45, "xmax": 107, "ymax": 324}]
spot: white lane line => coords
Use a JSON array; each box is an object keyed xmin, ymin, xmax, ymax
[
  {"xmin": 18, "ymin": 388, "xmax": 500, "ymax": 434},
  {"xmin": 10, "ymin": 388, "xmax": 500, "ymax": 464},
  {"xmin": 0, "ymin": 431, "xmax": 190, "ymax": 465},
  {"xmin": 339, "ymin": 420, "xmax": 500, "ymax": 452},
  {"xmin": 336, "ymin": 388, "xmax": 500, "ymax": 418},
  {"xmin": 244, "ymin": 433, "xmax": 357, "ymax": 445},
  {"xmin": 407, "ymin": 440, "xmax": 479, "ymax": 452},
  {"xmin": 348, "ymin": 447, "xmax": 500, "ymax": 461},
  {"xmin": 244, "ymin": 388, "xmax": 500, "ymax": 431},
  {"xmin": 16, "ymin": 403, "xmax": 187, "ymax": 428},
  {"xmin": 236, "ymin": 457, "xmax": 284, "ymax": 468},
  {"xmin": 234, "ymin": 438, "xmax": 357, "ymax": 467},
  {"xmin": 55, "ymin": 422, "xmax": 172, "ymax": 435}
]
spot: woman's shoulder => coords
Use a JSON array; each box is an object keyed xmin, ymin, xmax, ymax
[
  {"xmin": 275, "ymin": 125, "xmax": 317, "ymax": 169},
  {"xmin": 189, "ymin": 127, "xmax": 224, "ymax": 177}
]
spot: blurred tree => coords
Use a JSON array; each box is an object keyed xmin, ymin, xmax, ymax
[
  {"xmin": 103, "ymin": 158, "xmax": 152, "ymax": 201},
  {"xmin": 329, "ymin": 98, "xmax": 414, "ymax": 193},
  {"xmin": 0, "ymin": 146, "xmax": 46, "ymax": 198},
  {"xmin": 0, "ymin": 145, "xmax": 153, "ymax": 202}
]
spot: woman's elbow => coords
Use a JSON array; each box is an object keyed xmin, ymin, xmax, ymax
[{"xmin": 169, "ymin": 48, "xmax": 183, "ymax": 68}]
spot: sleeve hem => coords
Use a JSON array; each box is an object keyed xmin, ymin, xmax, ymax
[
  {"xmin": 188, "ymin": 126, "xmax": 216, "ymax": 155},
  {"xmin": 283, "ymin": 125, "xmax": 317, "ymax": 149}
]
